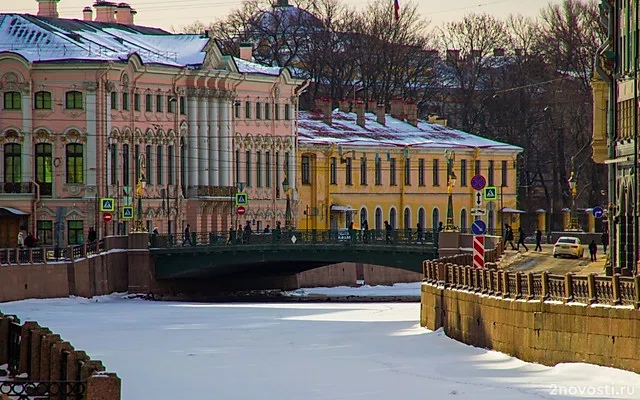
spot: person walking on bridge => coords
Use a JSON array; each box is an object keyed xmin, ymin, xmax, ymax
[
  {"xmin": 589, "ymin": 240, "xmax": 598, "ymax": 262},
  {"xmin": 516, "ymin": 227, "xmax": 528, "ymax": 252}
]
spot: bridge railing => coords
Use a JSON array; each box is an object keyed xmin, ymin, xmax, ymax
[
  {"xmin": 423, "ymin": 260, "xmax": 640, "ymax": 308},
  {"xmin": 0, "ymin": 240, "xmax": 105, "ymax": 265},
  {"xmin": 150, "ymin": 229, "xmax": 438, "ymax": 248}
]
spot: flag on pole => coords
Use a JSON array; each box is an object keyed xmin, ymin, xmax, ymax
[{"xmin": 394, "ymin": 0, "xmax": 400, "ymax": 21}]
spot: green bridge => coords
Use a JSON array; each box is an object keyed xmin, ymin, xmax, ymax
[{"xmin": 150, "ymin": 229, "xmax": 439, "ymax": 280}]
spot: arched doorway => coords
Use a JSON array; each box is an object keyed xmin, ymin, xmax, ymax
[
  {"xmin": 432, "ymin": 208, "xmax": 440, "ymax": 230},
  {"xmin": 390, "ymin": 207, "xmax": 397, "ymax": 229}
]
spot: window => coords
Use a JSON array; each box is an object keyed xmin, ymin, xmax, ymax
[
  {"xmin": 256, "ymin": 151, "xmax": 263, "ymax": 187},
  {"xmin": 275, "ymin": 152, "xmax": 280, "ymax": 195},
  {"xmin": 110, "ymin": 92, "xmax": 118, "ymax": 110},
  {"xmin": 179, "ymin": 96, "xmax": 186, "ymax": 115},
  {"xmin": 301, "ymin": 155, "xmax": 311, "ymax": 184},
  {"xmin": 265, "ymin": 103, "xmax": 271, "ymax": 120},
  {"xmin": 134, "ymin": 93, "xmax": 140, "ymax": 111},
  {"xmin": 245, "ymin": 150, "xmax": 252, "ymax": 187},
  {"xmin": 235, "ymin": 102, "xmax": 240, "ymax": 118},
  {"xmin": 110, "ymin": 144, "xmax": 117, "ymax": 184},
  {"xmin": 167, "ymin": 145, "xmax": 174, "ymax": 185},
  {"xmin": 375, "ymin": 157, "xmax": 382, "ymax": 185},
  {"xmin": 180, "ymin": 140, "xmax": 186, "ymax": 195},
  {"xmin": 389, "ymin": 208, "xmax": 397, "ymax": 229},
  {"xmin": 122, "ymin": 144, "xmax": 129, "ymax": 187},
  {"xmin": 433, "ymin": 159, "xmax": 439, "ymax": 186},
  {"xmin": 460, "ymin": 159, "xmax": 467, "ymax": 186},
  {"xmin": 34, "ymin": 91, "xmax": 52, "ymax": 109},
  {"xmin": 345, "ymin": 157, "xmax": 352, "ymax": 185},
  {"xmin": 474, "ymin": 160, "xmax": 480, "ymax": 176},
  {"xmin": 488, "ymin": 160, "xmax": 495, "ymax": 186},
  {"xmin": 68, "ymin": 220, "xmax": 84, "ymax": 245},
  {"xmin": 235, "ymin": 150, "xmax": 241, "ymax": 184},
  {"xmin": 145, "ymin": 94, "xmax": 153, "ymax": 112},
  {"xmin": 404, "ymin": 158, "xmax": 411, "ymax": 185},
  {"xmin": 256, "ymin": 102, "xmax": 262, "ymax": 119},
  {"xmin": 156, "ymin": 95, "xmax": 163, "ymax": 112},
  {"xmin": 245, "ymin": 101, "xmax": 251, "ymax": 119},
  {"xmin": 284, "ymin": 152, "xmax": 290, "ymax": 182},
  {"xmin": 4, "ymin": 143, "xmax": 21, "ymax": 183},
  {"xmin": 35, "ymin": 143, "xmax": 52, "ymax": 193},
  {"xmin": 167, "ymin": 97, "xmax": 176, "ymax": 114},
  {"xmin": 123, "ymin": 93, "xmax": 129, "ymax": 111},
  {"xmin": 66, "ymin": 143, "xmax": 84, "ymax": 184},
  {"xmin": 418, "ymin": 158, "xmax": 425, "ymax": 186},
  {"xmin": 146, "ymin": 145, "xmax": 152, "ymax": 185},
  {"xmin": 37, "ymin": 221, "xmax": 53, "ymax": 245},
  {"xmin": 265, "ymin": 151, "xmax": 271, "ymax": 187},
  {"xmin": 501, "ymin": 160, "xmax": 508, "ymax": 186},
  {"xmin": 274, "ymin": 104, "xmax": 280, "ymax": 120},
  {"xmin": 360, "ymin": 157, "xmax": 367, "ymax": 185},
  {"xmin": 330, "ymin": 157, "xmax": 337, "ymax": 184},
  {"xmin": 389, "ymin": 158, "xmax": 396, "ymax": 186},
  {"xmin": 156, "ymin": 146, "xmax": 163, "ymax": 185},
  {"xmin": 285, "ymin": 104, "xmax": 291, "ymax": 120},
  {"xmin": 65, "ymin": 91, "xmax": 83, "ymax": 109},
  {"xmin": 135, "ymin": 145, "xmax": 140, "ymax": 182},
  {"xmin": 4, "ymin": 92, "xmax": 20, "ymax": 109}
]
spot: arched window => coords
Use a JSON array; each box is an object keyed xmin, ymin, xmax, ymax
[
  {"xmin": 35, "ymin": 143, "xmax": 52, "ymax": 195},
  {"xmin": 418, "ymin": 207, "xmax": 426, "ymax": 230},
  {"xmin": 403, "ymin": 207, "xmax": 411, "ymax": 229},
  {"xmin": 180, "ymin": 139, "xmax": 186, "ymax": 195},
  {"xmin": 34, "ymin": 91, "xmax": 52, "ymax": 109},
  {"xmin": 360, "ymin": 207, "xmax": 368, "ymax": 227},
  {"xmin": 432, "ymin": 208, "xmax": 440, "ymax": 230},
  {"xmin": 375, "ymin": 207, "xmax": 382, "ymax": 230},
  {"xmin": 66, "ymin": 143, "xmax": 84, "ymax": 184},
  {"xmin": 390, "ymin": 207, "xmax": 397, "ymax": 229},
  {"xmin": 3, "ymin": 92, "xmax": 21, "ymax": 110},
  {"xmin": 460, "ymin": 209, "xmax": 468, "ymax": 233},
  {"xmin": 65, "ymin": 91, "xmax": 83, "ymax": 109}
]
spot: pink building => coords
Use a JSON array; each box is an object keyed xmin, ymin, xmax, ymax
[{"xmin": 0, "ymin": 0, "xmax": 305, "ymax": 248}]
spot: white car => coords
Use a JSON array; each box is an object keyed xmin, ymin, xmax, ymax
[{"xmin": 553, "ymin": 236, "xmax": 584, "ymax": 259}]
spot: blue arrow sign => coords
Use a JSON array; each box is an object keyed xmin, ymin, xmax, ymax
[
  {"xmin": 592, "ymin": 206, "xmax": 604, "ymax": 219},
  {"xmin": 471, "ymin": 219, "xmax": 487, "ymax": 235}
]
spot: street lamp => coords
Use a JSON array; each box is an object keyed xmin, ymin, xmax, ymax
[
  {"xmin": 132, "ymin": 154, "xmax": 147, "ymax": 232},
  {"xmin": 445, "ymin": 150, "xmax": 457, "ymax": 231},
  {"xmin": 282, "ymin": 174, "xmax": 292, "ymax": 230},
  {"xmin": 567, "ymin": 169, "xmax": 579, "ymax": 231}
]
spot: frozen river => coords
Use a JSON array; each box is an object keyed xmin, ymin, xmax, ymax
[{"xmin": 1, "ymin": 293, "xmax": 638, "ymax": 399}]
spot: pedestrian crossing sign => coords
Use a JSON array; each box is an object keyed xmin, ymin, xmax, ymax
[
  {"xmin": 235, "ymin": 193, "xmax": 248, "ymax": 206},
  {"xmin": 100, "ymin": 197, "xmax": 115, "ymax": 212},
  {"xmin": 122, "ymin": 206, "xmax": 134, "ymax": 219},
  {"xmin": 483, "ymin": 186, "xmax": 498, "ymax": 201}
]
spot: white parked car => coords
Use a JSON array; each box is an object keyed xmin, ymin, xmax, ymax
[{"xmin": 553, "ymin": 236, "xmax": 584, "ymax": 259}]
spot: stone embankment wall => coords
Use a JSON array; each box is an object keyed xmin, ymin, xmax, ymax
[{"xmin": 421, "ymin": 259, "xmax": 640, "ymax": 374}]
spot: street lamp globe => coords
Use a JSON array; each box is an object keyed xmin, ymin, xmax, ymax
[{"xmin": 282, "ymin": 176, "xmax": 290, "ymax": 193}]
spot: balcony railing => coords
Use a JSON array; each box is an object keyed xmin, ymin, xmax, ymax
[
  {"xmin": 196, "ymin": 185, "xmax": 237, "ymax": 197},
  {"xmin": 0, "ymin": 182, "xmax": 34, "ymax": 195}
]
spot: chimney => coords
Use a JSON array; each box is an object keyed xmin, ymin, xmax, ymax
[
  {"xmin": 94, "ymin": 1, "xmax": 117, "ymax": 23},
  {"xmin": 316, "ymin": 98, "xmax": 332, "ymax": 126},
  {"xmin": 338, "ymin": 98, "xmax": 350, "ymax": 113},
  {"xmin": 367, "ymin": 99, "xmax": 377, "ymax": 113},
  {"xmin": 389, "ymin": 99, "xmax": 405, "ymax": 121},
  {"xmin": 405, "ymin": 100, "xmax": 418, "ymax": 127},
  {"xmin": 446, "ymin": 49, "xmax": 460, "ymax": 63},
  {"xmin": 355, "ymin": 100, "xmax": 365, "ymax": 128},
  {"xmin": 83, "ymin": 6, "xmax": 93, "ymax": 21},
  {"xmin": 493, "ymin": 48, "xmax": 505, "ymax": 57},
  {"xmin": 376, "ymin": 104, "xmax": 386, "ymax": 126},
  {"xmin": 116, "ymin": 3, "xmax": 135, "ymax": 25},
  {"xmin": 239, "ymin": 42, "xmax": 253, "ymax": 62},
  {"xmin": 37, "ymin": 0, "xmax": 60, "ymax": 18}
]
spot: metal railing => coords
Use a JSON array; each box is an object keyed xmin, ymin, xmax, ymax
[
  {"xmin": 0, "ymin": 381, "xmax": 86, "ymax": 400},
  {"xmin": 423, "ymin": 260, "xmax": 640, "ymax": 308},
  {"xmin": 0, "ymin": 239, "xmax": 105, "ymax": 265},
  {"xmin": 150, "ymin": 229, "xmax": 439, "ymax": 248}
]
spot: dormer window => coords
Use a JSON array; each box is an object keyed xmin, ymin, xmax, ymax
[
  {"xmin": 34, "ymin": 91, "xmax": 52, "ymax": 109},
  {"xmin": 65, "ymin": 91, "xmax": 83, "ymax": 110},
  {"xmin": 3, "ymin": 92, "xmax": 21, "ymax": 110}
]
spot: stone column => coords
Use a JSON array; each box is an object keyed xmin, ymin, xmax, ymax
[
  {"xmin": 219, "ymin": 91, "xmax": 232, "ymax": 187},
  {"xmin": 84, "ymin": 83, "xmax": 98, "ymax": 191},
  {"xmin": 186, "ymin": 88, "xmax": 199, "ymax": 195},
  {"xmin": 536, "ymin": 209, "xmax": 546, "ymax": 232},
  {"xmin": 208, "ymin": 93, "xmax": 219, "ymax": 186},
  {"xmin": 85, "ymin": 372, "xmax": 121, "ymax": 400},
  {"xmin": 198, "ymin": 89, "xmax": 209, "ymax": 186}
]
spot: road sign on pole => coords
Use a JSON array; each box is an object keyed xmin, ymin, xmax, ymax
[
  {"xmin": 473, "ymin": 235, "xmax": 485, "ymax": 269},
  {"xmin": 103, "ymin": 212, "xmax": 113, "ymax": 223},
  {"xmin": 122, "ymin": 206, "xmax": 134, "ymax": 219},
  {"xmin": 471, "ymin": 175, "xmax": 487, "ymax": 191},
  {"xmin": 470, "ymin": 208, "xmax": 487, "ymax": 216},
  {"xmin": 483, "ymin": 186, "xmax": 498, "ymax": 201},
  {"xmin": 237, "ymin": 206, "xmax": 246, "ymax": 215},
  {"xmin": 592, "ymin": 206, "xmax": 604, "ymax": 219},
  {"xmin": 471, "ymin": 219, "xmax": 487, "ymax": 235},
  {"xmin": 100, "ymin": 198, "xmax": 115, "ymax": 212},
  {"xmin": 235, "ymin": 193, "xmax": 248, "ymax": 206},
  {"xmin": 474, "ymin": 190, "xmax": 483, "ymax": 207}
]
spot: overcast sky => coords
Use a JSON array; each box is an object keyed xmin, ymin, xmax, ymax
[{"xmin": 3, "ymin": 0, "xmax": 565, "ymax": 31}]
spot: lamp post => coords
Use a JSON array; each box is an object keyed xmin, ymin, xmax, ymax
[
  {"xmin": 445, "ymin": 150, "xmax": 457, "ymax": 231},
  {"xmin": 132, "ymin": 153, "xmax": 147, "ymax": 232},
  {"xmin": 567, "ymin": 168, "xmax": 579, "ymax": 231},
  {"xmin": 282, "ymin": 174, "xmax": 292, "ymax": 230}
]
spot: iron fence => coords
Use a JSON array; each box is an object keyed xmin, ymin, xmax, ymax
[
  {"xmin": 0, "ymin": 239, "xmax": 105, "ymax": 265},
  {"xmin": 0, "ymin": 381, "xmax": 86, "ymax": 400}
]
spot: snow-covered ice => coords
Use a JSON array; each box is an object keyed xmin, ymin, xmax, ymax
[
  {"xmin": 1, "ymin": 293, "xmax": 638, "ymax": 399},
  {"xmin": 285, "ymin": 282, "xmax": 421, "ymax": 297}
]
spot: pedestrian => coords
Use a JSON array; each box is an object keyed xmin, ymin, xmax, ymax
[
  {"xmin": 534, "ymin": 229, "xmax": 543, "ymax": 252},
  {"xmin": 17, "ymin": 231, "xmax": 24, "ymax": 249},
  {"xmin": 601, "ymin": 231, "xmax": 609, "ymax": 254},
  {"xmin": 88, "ymin": 227, "xmax": 97, "ymax": 243},
  {"xmin": 416, "ymin": 222, "xmax": 424, "ymax": 244},
  {"xmin": 243, "ymin": 221, "xmax": 252, "ymax": 244},
  {"xmin": 589, "ymin": 239, "xmax": 598, "ymax": 262},
  {"xmin": 264, "ymin": 225, "xmax": 270, "ymax": 234},
  {"xmin": 517, "ymin": 227, "xmax": 528, "ymax": 252},
  {"xmin": 503, "ymin": 224, "xmax": 516, "ymax": 250},
  {"xmin": 384, "ymin": 220, "xmax": 393, "ymax": 244},
  {"xmin": 362, "ymin": 219, "xmax": 369, "ymax": 243},
  {"xmin": 437, "ymin": 221, "xmax": 444, "ymax": 232},
  {"xmin": 182, "ymin": 224, "xmax": 192, "ymax": 246},
  {"xmin": 274, "ymin": 221, "xmax": 282, "ymax": 243},
  {"xmin": 227, "ymin": 226, "xmax": 235, "ymax": 244},
  {"xmin": 152, "ymin": 227, "xmax": 159, "ymax": 235},
  {"xmin": 24, "ymin": 232, "xmax": 35, "ymax": 248}
]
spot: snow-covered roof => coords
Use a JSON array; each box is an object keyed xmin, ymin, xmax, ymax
[
  {"xmin": 298, "ymin": 110, "xmax": 523, "ymax": 153},
  {"xmin": 233, "ymin": 57, "xmax": 282, "ymax": 76}
]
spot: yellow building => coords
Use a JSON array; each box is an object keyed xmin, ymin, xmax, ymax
[{"xmin": 295, "ymin": 99, "xmax": 523, "ymax": 234}]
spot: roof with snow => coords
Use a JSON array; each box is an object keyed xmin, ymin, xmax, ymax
[
  {"xmin": 298, "ymin": 110, "xmax": 523, "ymax": 153},
  {"xmin": 0, "ymin": 13, "xmax": 286, "ymax": 75}
]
